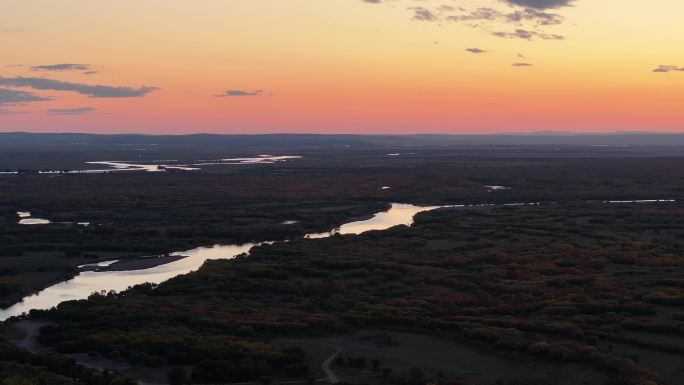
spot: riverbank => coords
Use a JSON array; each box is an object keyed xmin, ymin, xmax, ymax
[
  {"xmin": 0, "ymin": 200, "xmax": 391, "ymax": 314},
  {"xmin": 0, "ymin": 203, "xmax": 401, "ymax": 320}
]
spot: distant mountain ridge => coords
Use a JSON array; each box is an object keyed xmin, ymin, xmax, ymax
[{"xmin": 2, "ymin": 131, "xmax": 684, "ymax": 147}]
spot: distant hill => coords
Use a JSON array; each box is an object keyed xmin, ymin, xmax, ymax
[{"xmin": 2, "ymin": 131, "xmax": 684, "ymax": 149}]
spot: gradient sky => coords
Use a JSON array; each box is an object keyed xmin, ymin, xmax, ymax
[{"xmin": 1, "ymin": 0, "xmax": 683, "ymax": 134}]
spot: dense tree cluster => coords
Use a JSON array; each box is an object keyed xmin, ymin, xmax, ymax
[
  {"xmin": 4, "ymin": 148, "xmax": 684, "ymax": 308},
  {"xmin": 0, "ymin": 339, "xmax": 135, "ymax": 385},
  {"xmin": 27, "ymin": 203, "xmax": 684, "ymax": 384},
  {"xmin": 4, "ymin": 147, "xmax": 684, "ymax": 383}
]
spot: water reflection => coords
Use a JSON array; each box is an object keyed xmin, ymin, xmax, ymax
[
  {"xmin": 17, "ymin": 211, "xmax": 51, "ymax": 225},
  {"xmin": 31, "ymin": 155, "xmax": 303, "ymax": 174},
  {"xmin": 485, "ymin": 185, "xmax": 510, "ymax": 191},
  {"xmin": 16, "ymin": 211, "xmax": 89, "ymax": 226},
  {"xmin": 306, "ymin": 203, "xmax": 437, "ymax": 239},
  {"xmin": 0, "ymin": 203, "xmax": 434, "ymax": 320},
  {"xmin": 3, "ymin": 199, "xmax": 677, "ymax": 320}
]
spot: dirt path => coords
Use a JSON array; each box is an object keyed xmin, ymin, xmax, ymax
[{"xmin": 320, "ymin": 344, "xmax": 342, "ymax": 383}]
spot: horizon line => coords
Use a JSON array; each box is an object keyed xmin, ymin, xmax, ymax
[{"xmin": 2, "ymin": 130, "xmax": 684, "ymax": 137}]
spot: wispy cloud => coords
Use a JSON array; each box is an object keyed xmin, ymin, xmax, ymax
[
  {"xmin": 31, "ymin": 63, "xmax": 92, "ymax": 72},
  {"xmin": 493, "ymin": 29, "xmax": 564, "ymax": 40},
  {"xmin": 47, "ymin": 107, "xmax": 95, "ymax": 115},
  {"xmin": 0, "ymin": 88, "xmax": 52, "ymax": 105},
  {"xmin": 503, "ymin": 0, "xmax": 574, "ymax": 10},
  {"xmin": 217, "ymin": 89, "xmax": 264, "ymax": 97},
  {"xmin": 0, "ymin": 88, "xmax": 51, "ymax": 115},
  {"xmin": 653, "ymin": 65, "xmax": 684, "ymax": 73},
  {"xmin": 0, "ymin": 76, "xmax": 157, "ymax": 98},
  {"xmin": 466, "ymin": 48, "xmax": 489, "ymax": 54},
  {"xmin": 506, "ymin": 8, "xmax": 563, "ymax": 25},
  {"xmin": 512, "ymin": 62, "xmax": 534, "ymax": 67},
  {"xmin": 370, "ymin": 1, "xmax": 570, "ymax": 41},
  {"xmin": 410, "ymin": 7, "xmax": 438, "ymax": 22},
  {"xmin": 447, "ymin": 8, "xmax": 502, "ymax": 23}
]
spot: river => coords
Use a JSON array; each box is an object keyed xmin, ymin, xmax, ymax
[
  {"xmin": 1, "ymin": 198, "xmax": 678, "ymax": 321},
  {"xmin": 0, "ymin": 203, "xmax": 436, "ymax": 320}
]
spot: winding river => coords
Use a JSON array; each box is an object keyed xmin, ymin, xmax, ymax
[
  {"xmin": 1, "ymin": 198, "xmax": 678, "ymax": 321},
  {"xmin": 0, "ymin": 203, "xmax": 437, "ymax": 320}
]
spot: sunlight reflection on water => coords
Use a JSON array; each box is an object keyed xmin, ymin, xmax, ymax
[{"xmin": 0, "ymin": 203, "xmax": 434, "ymax": 320}]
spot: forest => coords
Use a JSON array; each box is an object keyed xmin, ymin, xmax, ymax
[
  {"xmin": 21, "ymin": 202, "xmax": 684, "ymax": 384},
  {"xmin": 2, "ymin": 144, "xmax": 684, "ymax": 384}
]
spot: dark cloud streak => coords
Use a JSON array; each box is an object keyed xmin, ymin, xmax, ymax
[
  {"xmin": 503, "ymin": 0, "xmax": 574, "ymax": 10},
  {"xmin": 31, "ymin": 63, "xmax": 92, "ymax": 72},
  {"xmin": 0, "ymin": 88, "xmax": 51, "ymax": 115},
  {"xmin": 653, "ymin": 65, "xmax": 684, "ymax": 73},
  {"xmin": 0, "ymin": 88, "xmax": 52, "ymax": 105},
  {"xmin": 0, "ymin": 77, "xmax": 157, "ymax": 98},
  {"xmin": 409, "ymin": 7, "xmax": 438, "ymax": 22},
  {"xmin": 493, "ymin": 29, "xmax": 564, "ymax": 40},
  {"xmin": 217, "ymin": 90, "xmax": 264, "ymax": 97},
  {"xmin": 47, "ymin": 107, "xmax": 96, "ymax": 115}
]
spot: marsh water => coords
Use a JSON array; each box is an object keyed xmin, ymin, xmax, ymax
[
  {"xmin": 0, "ymin": 203, "xmax": 436, "ymax": 320},
  {"xmin": 32, "ymin": 155, "xmax": 303, "ymax": 174},
  {"xmin": 17, "ymin": 211, "xmax": 51, "ymax": 225}
]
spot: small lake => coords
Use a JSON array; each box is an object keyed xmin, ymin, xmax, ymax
[{"xmin": 0, "ymin": 203, "xmax": 436, "ymax": 320}]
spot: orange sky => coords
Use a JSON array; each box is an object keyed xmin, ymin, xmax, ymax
[{"xmin": 1, "ymin": 0, "xmax": 683, "ymax": 134}]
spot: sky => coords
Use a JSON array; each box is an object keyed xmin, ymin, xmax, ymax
[{"xmin": 1, "ymin": 0, "xmax": 683, "ymax": 134}]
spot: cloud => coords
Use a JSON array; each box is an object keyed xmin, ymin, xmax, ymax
[
  {"xmin": 391, "ymin": 2, "xmax": 570, "ymax": 43},
  {"xmin": 653, "ymin": 65, "xmax": 684, "ymax": 73},
  {"xmin": 0, "ymin": 76, "xmax": 157, "ymax": 98},
  {"xmin": 493, "ymin": 29, "xmax": 564, "ymax": 40},
  {"xmin": 409, "ymin": 7, "xmax": 438, "ymax": 22},
  {"xmin": 447, "ymin": 8, "xmax": 501, "ymax": 22},
  {"xmin": 31, "ymin": 63, "xmax": 91, "ymax": 72},
  {"xmin": 47, "ymin": 107, "xmax": 96, "ymax": 115},
  {"xmin": 512, "ymin": 62, "xmax": 534, "ymax": 66},
  {"xmin": 441, "ymin": 5, "xmax": 567, "ymax": 41},
  {"xmin": 217, "ymin": 89, "xmax": 264, "ymax": 97},
  {"xmin": 466, "ymin": 48, "xmax": 488, "ymax": 54},
  {"xmin": 506, "ymin": 8, "xmax": 563, "ymax": 25},
  {"xmin": 503, "ymin": 0, "xmax": 574, "ymax": 10},
  {"xmin": 0, "ymin": 88, "xmax": 51, "ymax": 115},
  {"xmin": 442, "ymin": 6, "xmax": 564, "ymax": 26},
  {"xmin": 0, "ymin": 88, "xmax": 52, "ymax": 105}
]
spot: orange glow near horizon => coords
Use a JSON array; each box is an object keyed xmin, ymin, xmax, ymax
[{"xmin": 1, "ymin": 0, "xmax": 683, "ymax": 134}]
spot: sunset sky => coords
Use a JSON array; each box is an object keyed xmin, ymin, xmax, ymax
[{"xmin": 1, "ymin": 0, "xmax": 683, "ymax": 134}]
